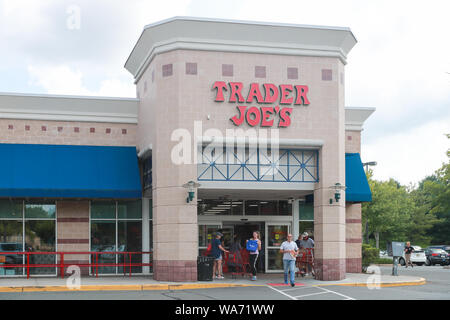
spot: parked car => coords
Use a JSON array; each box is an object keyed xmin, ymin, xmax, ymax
[
  {"xmin": 425, "ymin": 247, "xmax": 449, "ymax": 266},
  {"xmin": 398, "ymin": 245, "xmax": 426, "ymax": 266},
  {"xmin": 0, "ymin": 243, "xmax": 23, "ymax": 265},
  {"xmin": 427, "ymin": 245, "xmax": 450, "ymax": 254}
]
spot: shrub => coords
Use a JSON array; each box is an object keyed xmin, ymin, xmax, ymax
[{"xmin": 362, "ymin": 244, "xmax": 380, "ymax": 272}]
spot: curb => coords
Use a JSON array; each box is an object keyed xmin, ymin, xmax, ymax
[
  {"xmin": 0, "ymin": 283, "xmax": 262, "ymax": 293},
  {"xmin": 313, "ymin": 277, "xmax": 426, "ymax": 288}
]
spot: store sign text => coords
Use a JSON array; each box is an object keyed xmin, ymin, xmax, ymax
[{"xmin": 213, "ymin": 81, "xmax": 310, "ymax": 128}]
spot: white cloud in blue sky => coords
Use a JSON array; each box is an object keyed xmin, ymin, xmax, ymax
[{"xmin": 0, "ymin": 0, "xmax": 449, "ymax": 185}]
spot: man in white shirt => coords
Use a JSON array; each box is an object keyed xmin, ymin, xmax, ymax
[{"xmin": 280, "ymin": 234, "xmax": 299, "ymax": 287}]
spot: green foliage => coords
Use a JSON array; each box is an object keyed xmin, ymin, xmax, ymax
[
  {"xmin": 362, "ymin": 174, "xmax": 415, "ymax": 247},
  {"xmin": 362, "ymin": 244, "xmax": 379, "ymax": 272},
  {"xmin": 374, "ymin": 258, "xmax": 393, "ymax": 264},
  {"xmin": 362, "ymin": 134, "xmax": 450, "ymax": 248}
]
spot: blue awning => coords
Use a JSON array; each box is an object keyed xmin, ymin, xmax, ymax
[
  {"xmin": 0, "ymin": 144, "xmax": 142, "ymax": 199},
  {"xmin": 345, "ymin": 153, "xmax": 372, "ymax": 202}
]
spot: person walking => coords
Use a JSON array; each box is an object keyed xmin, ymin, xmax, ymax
[
  {"xmin": 299, "ymin": 232, "xmax": 315, "ymax": 276},
  {"xmin": 280, "ymin": 234, "xmax": 299, "ymax": 287},
  {"xmin": 404, "ymin": 241, "xmax": 414, "ymax": 268},
  {"xmin": 246, "ymin": 231, "xmax": 261, "ymax": 281},
  {"xmin": 211, "ymin": 232, "xmax": 229, "ymax": 279}
]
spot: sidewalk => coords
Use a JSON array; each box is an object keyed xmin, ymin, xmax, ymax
[{"xmin": 0, "ymin": 272, "xmax": 426, "ymax": 293}]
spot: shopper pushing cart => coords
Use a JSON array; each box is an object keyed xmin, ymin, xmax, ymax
[{"xmin": 296, "ymin": 232, "xmax": 315, "ymax": 278}]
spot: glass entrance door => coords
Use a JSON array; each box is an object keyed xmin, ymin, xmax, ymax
[{"xmin": 265, "ymin": 223, "xmax": 290, "ymax": 273}]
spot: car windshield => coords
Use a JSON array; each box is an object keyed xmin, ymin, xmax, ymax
[{"xmin": 430, "ymin": 249, "xmax": 445, "ymax": 253}]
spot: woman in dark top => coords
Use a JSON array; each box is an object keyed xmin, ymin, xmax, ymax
[{"xmin": 212, "ymin": 232, "xmax": 229, "ymax": 279}]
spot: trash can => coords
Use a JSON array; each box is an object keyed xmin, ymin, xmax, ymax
[{"xmin": 197, "ymin": 256, "xmax": 215, "ymax": 281}]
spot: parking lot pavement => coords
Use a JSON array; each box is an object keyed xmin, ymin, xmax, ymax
[{"xmin": 0, "ymin": 265, "xmax": 447, "ymax": 300}]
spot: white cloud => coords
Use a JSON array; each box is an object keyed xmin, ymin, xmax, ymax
[
  {"xmin": 362, "ymin": 116, "xmax": 450, "ymax": 185},
  {"xmin": 27, "ymin": 64, "xmax": 135, "ymax": 97},
  {"xmin": 2, "ymin": 0, "xmax": 450, "ymax": 184}
]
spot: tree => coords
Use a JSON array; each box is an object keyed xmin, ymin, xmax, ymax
[{"xmin": 362, "ymin": 174, "xmax": 415, "ymax": 249}]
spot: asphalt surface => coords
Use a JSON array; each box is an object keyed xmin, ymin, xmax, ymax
[{"xmin": 0, "ymin": 266, "xmax": 448, "ymax": 300}]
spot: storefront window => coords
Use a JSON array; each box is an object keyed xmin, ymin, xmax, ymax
[
  {"xmin": 0, "ymin": 200, "xmax": 22, "ymax": 219},
  {"xmin": 299, "ymin": 200, "xmax": 314, "ymax": 239},
  {"xmin": 91, "ymin": 201, "xmax": 115, "ymax": 219},
  {"xmin": 118, "ymin": 200, "xmax": 142, "ymax": 219},
  {"xmin": 0, "ymin": 200, "xmax": 56, "ymax": 276},
  {"xmin": 24, "ymin": 201, "xmax": 56, "ymax": 275},
  {"xmin": 25, "ymin": 202, "xmax": 55, "ymax": 219},
  {"xmin": 91, "ymin": 220, "xmax": 116, "ymax": 274},
  {"xmin": 25, "ymin": 220, "xmax": 56, "ymax": 275},
  {"xmin": 118, "ymin": 220, "xmax": 142, "ymax": 273},
  {"xmin": 245, "ymin": 200, "xmax": 292, "ymax": 216},
  {"xmin": 0, "ymin": 220, "xmax": 23, "ymax": 276},
  {"xmin": 198, "ymin": 200, "xmax": 291, "ymax": 216},
  {"xmin": 90, "ymin": 200, "xmax": 142, "ymax": 274},
  {"xmin": 198, "ymin": 224, "xmax": 220, "ymax": 256},
  {"xmin": 198, "ymin": 200, "xmax": 243, "ymax": 215}
]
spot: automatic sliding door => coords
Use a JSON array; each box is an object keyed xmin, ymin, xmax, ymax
[{"xmin": 265, "ymin": 223, "xmax": 290, "ymax": 273}]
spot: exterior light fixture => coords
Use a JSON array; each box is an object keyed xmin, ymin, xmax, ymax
[
  {"xmin": 182, "ymin": 180, "xmax": 201, "ymax": 203},
  {"xmin": 329, "ymin": 183, "xmax": 346, "ymax": 204},
  {"xmin": 362, "ymin": 161, "xmax": 377, "ymax": 173}
]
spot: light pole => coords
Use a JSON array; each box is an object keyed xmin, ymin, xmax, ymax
[{"xmin": 362, "ymin": 161, "xmax": 377, "ymax": 173}]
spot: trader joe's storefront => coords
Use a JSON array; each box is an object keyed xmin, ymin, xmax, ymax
[{"xmin": 198, "ymin": 198, "xmax": 315, "ymax": 273}]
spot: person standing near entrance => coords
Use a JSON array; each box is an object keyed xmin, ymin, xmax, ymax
[
  {"xmin": 246, "ymin": 231, "xmax": 261, "ymax": 281},
  {"xmin": 299, "ymin": 232, "xmax": 315, "ymax": 276},
  {"xmin": 212, "ymin": 232, "xmax": 229, "ymax": 279},
  {"xmin": 280, "ymin": 234, "xmax": 299, "ymax": 287},
  {"xmin": 404, "ymin": 241, "xmax": 414, "ymax": 268}
]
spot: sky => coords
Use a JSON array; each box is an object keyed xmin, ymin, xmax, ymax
[{"xmin": 0, "ymin": 0, "xmax": 449, "ymax": 186}]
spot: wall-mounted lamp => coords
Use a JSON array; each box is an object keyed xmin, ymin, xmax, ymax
[
  {"xmin": 329, "ymin": 183, "xmax": 346, "ymax": 204},
  {"xmin": 287, "ymin": 197, "xmax": 295, "ymax": 204},
  {"xmin": 182, "ymin": 180, "xmax": 201, "ymax": 203}
]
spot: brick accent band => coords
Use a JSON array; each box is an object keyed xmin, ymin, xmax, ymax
[
  {"xmin": 314, "ymin": 258, "xmax": 345, "ymax": 281},
  {"xmin": 346, "ymin": 219, "xmax": 362, "ymax": 223},
  {"xmin": 346, "ymin": 238, "xmax": 362, "ymax": 243},
  {"xmin": 346, "ymin": 257, "xmax": 362, "ymax": 273},
  {"xmin": 153, "ymin": 260, "xmax": 197, "ymax": 282},
  {"xmin": 57, "ymin": 218, "xmax": 89, "ymax": 223},
  {"xmin": 58, "ymin": 239, "xmax": 89, "ymax": 244}
]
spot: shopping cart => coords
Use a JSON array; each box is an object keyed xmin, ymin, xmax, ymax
[
  {"xmin": 226, "ymin": 249, "xmax": 251, "ymax": 279},
  {"xmin": 296, "ymin": 248, "xmax": 316, "ymax": 278}
]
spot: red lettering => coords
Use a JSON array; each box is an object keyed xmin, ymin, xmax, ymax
[
  {"xmin": 212, "ymin": 81, "xmax": 227, "ymax": 102},
  {"xmin": 229, "ymin": 82, "xmax": 245, "ymax": 103},
  {"xmin": 246, "ymin": 107, "xmax": 261, "ymax": 127},
  {"xmin": 279, "ymin": 85, "xmax": 294, "ymax": 104},
  {"xmin": 260, "ymin": 107, "xmax": 274, "ymax": 127},
  {"xmin": 295, "ymin": 85, "xmax": 310, "ymax": 105},
  {"xmin": 264, "ymin": 83, "xmax": 279, "ymax": 103},
  {"xmin": 230, "ymin": 106, "xmax": 247, "ymax": 126},
  {"xmin": 246, "ymin": 83, "xmax": 264, "ymax": 103},
  {"xmin": 278, "ymin": 107, "xmax": 292, "ymax": 127}
]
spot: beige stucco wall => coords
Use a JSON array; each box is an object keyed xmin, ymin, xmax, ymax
[
  {"xmin": 0, "ymin": 119, "xmax": 136, "ymax": 146},
  {"xmin": 138, "ymin": 49, "xmax": 348, "ymax": 280}
]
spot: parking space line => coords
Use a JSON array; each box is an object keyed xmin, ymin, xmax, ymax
[
  {"xmin": 316, "ymin": 286, "xmax": 356, "ymax": 300},
  {"xmin": 294, "ymin": 291, "xmax": 328, "ymax": 298},
  {"xmin": 266, "ymin": 285, "xmax": 297, "ymax": 300},
  {"xmin": 280, "ymin": 286, "xmax": 310, "ymax": 292}
]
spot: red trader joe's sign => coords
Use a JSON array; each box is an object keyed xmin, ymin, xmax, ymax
[{"xmin": 212, "ymin": 81, "xmax": 310, "ymax": 128}]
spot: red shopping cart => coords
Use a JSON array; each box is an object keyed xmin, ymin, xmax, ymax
[{"xmin": 296, "ymin": 248, "xmax": 316, "ymax": 278}]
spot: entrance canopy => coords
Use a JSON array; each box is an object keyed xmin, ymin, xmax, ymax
[
  {"xmin": 345, "ymin": 153, "xmax": 372, "ymax": 202},
  {"xmin": 0, "ymin": 143, "xmax": 142, "ymax": 199}
]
